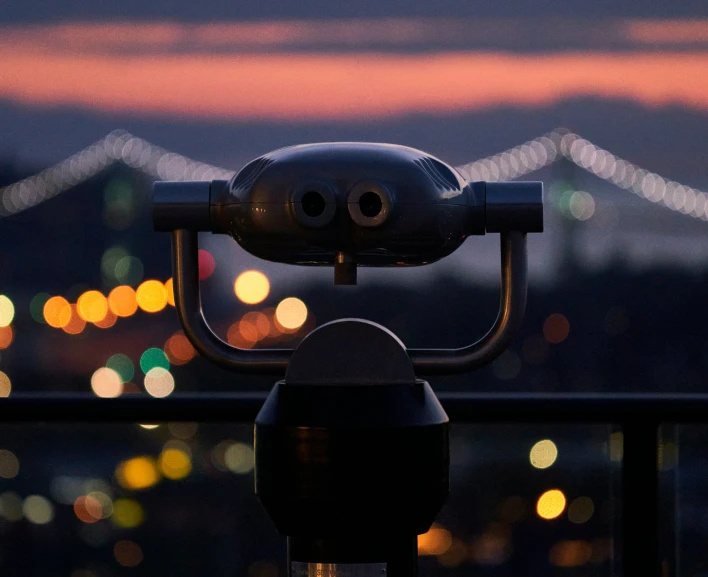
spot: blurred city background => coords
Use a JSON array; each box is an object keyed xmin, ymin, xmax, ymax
[{"xmin": 0, "ymin": 0, "xmax": 707, "ymax": 575}]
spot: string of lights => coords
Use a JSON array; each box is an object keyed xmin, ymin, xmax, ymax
[
  {"xmin": 456, "ymin": 128, "xmax": 708, "ymax": 220},
  {"xmin": 0, "ymin": 130, "xmax": 233, "ymax": 218},
  {"xmin": 1, "ymin": 128, "xmax": 706, "ymax": 220}
]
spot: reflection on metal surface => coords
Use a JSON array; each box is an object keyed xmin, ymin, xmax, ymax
[{"xmin": 291, "ymin": 563, "xmax": 386, "ymax": 577}]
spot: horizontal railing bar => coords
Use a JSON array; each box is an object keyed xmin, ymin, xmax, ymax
[{"xmin": 1, "ymin": 392, "xmax": 708, "ymax": 423}]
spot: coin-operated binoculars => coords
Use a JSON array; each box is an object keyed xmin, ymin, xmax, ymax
[{"xmin": 153, "ymin": 142, "xmax": 543, "ymax": 577}]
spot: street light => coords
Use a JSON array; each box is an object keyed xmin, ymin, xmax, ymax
[{"xmin": 153, "ymin": 142, "xmax": 543, "ymax": 577}]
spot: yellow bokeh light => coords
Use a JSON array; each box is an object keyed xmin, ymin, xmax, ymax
[
  {"xmin": 91, "ymin": 367, "xmax": 123, "ymax": 398},
  {"xmin": 116, "ymin": 457, "xmax": 160, "ymax": 490},
  {"xmin": 108, "ymin": 285, "xmax": 138, "ymax": 317},
  {"xmin": 144, "ymin": 367, "xmax": 175, "ymax": 398},
  {"xmin": 0, "ymin": 371, "xmax": 11, "ymax": 397},
  {"xmin": 23, "ymin": 495, "xmax": 54, "ymax": 525},
  {"xmin": 529, "ymin": 439, "xmax": 558, "ymax": 469},
  {"xmin": 112, "ymin": 498, "xmax": 145, "ymax": 528},
  {"xmin": 136, "ymin": 280, "xmax": 167, "ymax": 313},
  {"xmin": 77, "ymin": 290, "xmax": 108, "ymax": 323},
  {"xmin": 275, "ymin": 297, "xmax": 308, "ymax": 330},
  {"xmin": 234, "ymin": 270, "xmax": 270, "ymax": 305},
  {"xmin": 0, "ymin": 295, "xmax": 14, "ymax": 327},
  {"xmin": 43, "ymin": 296, "xmax": 72, "ymax": 328},
  {"xmin": 418, "ymin": 524, "xmax": 453, "ymax": 555},
  {"xmin": 164, "ymin": 278, "xmax": 175, "ymax": 306},
  {"xmin": 537, "ymin": 489, "xmax": 567, "ymax": 520},
  {"xmin": 158, "ymin": 448, "xmax": 192, "ymax": 480},
  {"xmin": 224, "ymin": 442, "xmax": 255, "ymax": 474}
]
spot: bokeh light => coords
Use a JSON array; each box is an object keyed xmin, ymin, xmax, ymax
[
  {"xmin": 115, "ymin": 256, "xmax": 144, "ymax": 286},
  {"xmin": 62, "ymin": 304, "xmax": 87, "ymax": 335},
  {"xmin": 164, "ymin": 278, "xmax": 175, "ymax": 306},
  {"xmin": 111, "ymin": 498, "xmax": 145, "ymax": 528},
  {"xmin": 567, "ymin": 496, "xmax": 595, "ymax": 524},
  {"xmin": 568, "ymin": 191, "xmax": 596, "ymax": 221},
  {"xmin": 136, "ymin": 280, "xmax": 167, "ymax": 313},
  {"xmin": 93, "ymin": 308, "xmax": 117, "ymax": 328},
  {"xmin": 234, "ymin": 270, "xmax": 270, "ymax": 304},
  {"xmin": 549, "ymin": 540, "xmax": 593, "ymax": 567},
  {"xmin": 29, "ymin": 292, "xmax": 50, "ymax": 323},
  {"xmin": 0, "ymin": 326, "xmax": 13, "ymax": 350},
  {"xmin": 275, "ymin": 297, "xmax": 308, "ymax": 331},
  {"xmin": 158, "ymin": 448, "xmax": 192, "ymax": 480},
  {"xmin": 140, "ymin": 348, "xmax": 170, "ymax": 374},
  {"xmin": 101, "ymin": 247, "xmax": 129, "ymax": 283},
  {"xmin": 144, "ymin": 368, "xmax": 175, "ymax": 398},
  {"xmin": 114, "ymin": 540, "xmax": 143, "ymax": 568},
  {"xmin": 22, "ymin": 495, "xmax": 54, "ymax": 525},
  {"xmin": 418, "ymin": 524, "xmax": 453, "ymax": 555},
  {"xmin": 108, "ymin": 285, "xmax": 138, "ymax": 317},
  {"xmin": 198, "ymin": 249, "xmax": 216, "ymax": 280},
  {"xmin": 543, "ymin": 313, "xmax": 570, "ymax": 344},
  {"xmin": 77, "ymin": 290, "xmax": 108, "ymax": 323},
  {"xmin": 116, "ymin": 457, "xmax": 160, "ymax": 491},
  {"xmin": 537, "ymin": 489, "xmax": 567, "ymax": 520},
  {"xmin": 0, "ymin": 449, "xmax": 19, "ymax": 478},
  {"xmin": 529, "ymin": 439, "xmax": 558, "ymax": 469},
  {"xmin": 168, "ymin": 422, "xmax": 198, "ymax": 440},
  {"xmin": 164, "ymin": 333, "xmax": 196, "ymax": 365},
  {"xmin": 0, "ymin": 492, "xmax": 23, "ymax": 521},
  {"xmin": 43, "ymin": 296, "xmax": 72, "ymax": 328},
  {"xmin": 74, "ymin": 495, "xmax": 102, "ymax": 524},
  {"xmin": 90, "ymin": 367, "xmax": 123, "ymax": 398},
  {"xmin": 0, "ymin": 373, "xmax": 10, "ymax": 398},
  {"xmin": 0, "ymin": 295, "xmax": 15, "ymax": 327},
  {"xmin": 106, "ymin": 353, "xmax": 134, "ymax": 383},
  {"xmin": 224, "ymin": 442, "xmax": 255, "ymax": 474}
]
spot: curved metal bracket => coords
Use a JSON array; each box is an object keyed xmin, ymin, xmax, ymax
[
  {"xmin": 172, "ymin": 229, "xmax": 293, "ymax": 374},
  {"xmin": 172, "ymin": 230, "xmax": 526, "ymax": 377},
  {"xmin": 408, "ymin": 231, "xmax": 528, "ymax": 375}
]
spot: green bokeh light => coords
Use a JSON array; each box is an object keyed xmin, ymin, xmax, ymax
[
  {"xmin": 101, "ymin": 247, "xmax": 129, "ymax": 282},
  {"xmin": 140, "ymin": 348, "xmax": 170, "ymax": 375},
  {"xmin": 115, "ymin": 256, "xmax": 144, "ymax": 287},
  {"xmin": 29, "ymin": 293, "xmax": 51, "ymax": 324},
  {"xmin": 106, "ymin": 353, "xmax": 134, "ymax": 383}
]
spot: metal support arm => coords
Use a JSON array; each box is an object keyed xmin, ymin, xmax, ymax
[
  {"xmin": 173, "ymin": 230, "xmax": 527, "ymax": 377},
  {"xmin": 409, "ymin": 231, "xmax": 527, "ymax": 375},
  {"xmin": 173, "ymin": 229, "xmax": 292, "ymax": 374}
]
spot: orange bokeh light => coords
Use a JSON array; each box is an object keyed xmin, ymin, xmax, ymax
[
  {"xmin": 136, "ymin": 280, "xmax": 167, "ymax": 313},
  {"xmin": 543, "ymin": 313, "xmax": 570, "ymax": 344},
  {"xmin": 74, "ymin": 495, "xmax": 102, "ymax": 523},
  {"xmin": 62, "ymin": 304, "xmax": 86, "ymax": 335},
  {"xmin": 227, "ymin": 323, "xmax": 254, "ymax": 349},
  {"xmin": 242, "ymin": 311, "xmax": 270, "ymax": 339},
  {"xmin": 164, "ymin": 333, "xmax": 196, "ymax": 365},
  {"xmin": 108, "ymin": 285, "xmax": 138, "ymax": 317},
  {"xmin": 0, "ymin": 326, "xmax": 13, "ymax": 350},
  {"xmin": 77, "ymin": 290, "xmax": 108, "ymax": 323},
  {"xmin": 164, "ymin": 278, "xmax": 175, "ymax": 306},
  {"xmin": 43, "ymin": 296, "xmax": 72, "ymax": 328},
  {"xmin": 94, "ymin": 308, "xmax": 117, "ymax": 328}
]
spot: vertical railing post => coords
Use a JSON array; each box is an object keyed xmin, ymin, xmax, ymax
[{"xmin": 622, "ymin": 421, "xmax": 660, "ymax": 576}]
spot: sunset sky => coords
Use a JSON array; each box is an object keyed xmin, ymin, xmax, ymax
[{"xmin": 1, "ymin": 20, "xmax": 707, "ymax": 121}]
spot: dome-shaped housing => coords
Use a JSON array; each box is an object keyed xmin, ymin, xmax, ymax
[{"xmin": 211, "ymin": 142, "xmax": 485, "ymax": 266}]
